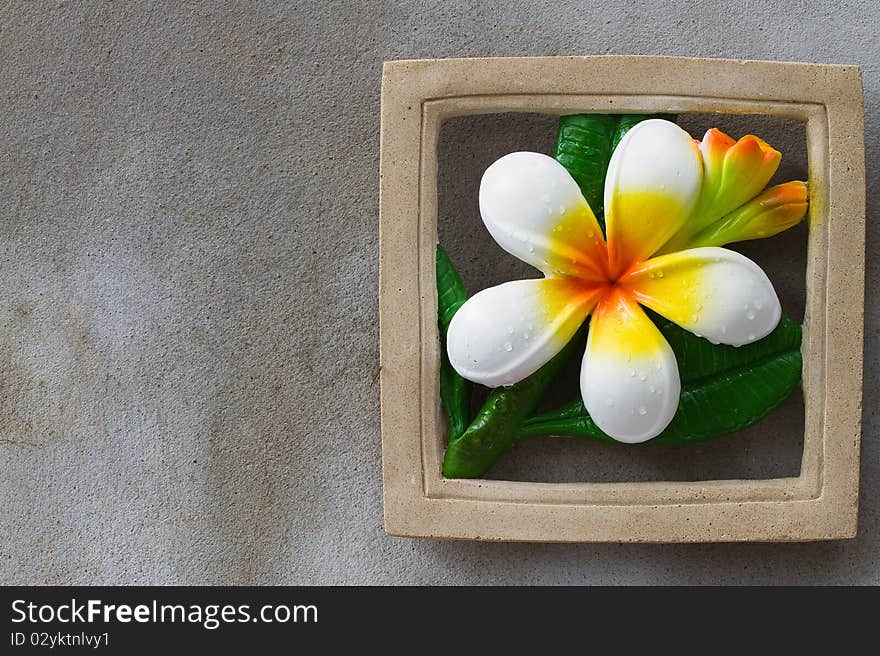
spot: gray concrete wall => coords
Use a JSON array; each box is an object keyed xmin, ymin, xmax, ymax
[{"xmin": 1, "ymin": 0, "xmax": 876, "ymax": 584}]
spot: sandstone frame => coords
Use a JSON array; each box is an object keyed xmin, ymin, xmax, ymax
[{"xmin": 378, "ymin": 56, "xmax": 865, "ymax": 542}]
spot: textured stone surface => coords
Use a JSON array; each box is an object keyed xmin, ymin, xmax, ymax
[{"xmin": 0, "ymin": 1, "xmax": 876, "ymax": 582}]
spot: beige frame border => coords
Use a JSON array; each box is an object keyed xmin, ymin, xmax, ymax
[{"xmin": 379, "ymin": 56, "xmax": 865, "ymax": 542}]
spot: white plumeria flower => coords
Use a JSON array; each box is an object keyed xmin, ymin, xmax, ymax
[{"xmin": 446, "ymin": 119, "xmax": 806, "ymax": 443}]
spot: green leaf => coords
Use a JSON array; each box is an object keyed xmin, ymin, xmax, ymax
[
  {"xmin": 519, "ymin": 314, "xmax": 803, "ymax": 444},
  {"xmin": 436, "ymin": 245, "xmax": 472, "ymax": 441},
  {"xmin": 651, "ymin": 311, "xmax": 801, "ymax": 385},
  {"xmin": 553, "ymin": 114, "xmax": 617, "ymax": 221},
  {"xmin": 436, "ymin": 244, "xmax": 467, "ymax": 333}
]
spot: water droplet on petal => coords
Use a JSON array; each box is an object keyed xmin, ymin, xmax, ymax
[
  {"xmin": 503, "ymin": 342, "xmax": 513, "ymax": 352},
  {"xmin": 747, "ymin": 334, "xmax": 756, "ymax": 342},
  {"xmin": 746, "ymin": 310, "xmax": 756, "ymax": 320},
  {"xmin": 656, "ymin": 270, "xmax": 664, "ymax": 278},
  {"xmin": 637, "ymin": 406, "xmax": 648, "ymax": 416},
  {"xmin": 629, "ymin": 368, "xmax": 636, "ymax": 377},
  {"xmin": 638, "ymin": 373, "xmax": 647, "ymax": 381},
  {"xmin": 754, "ymin": 300, "xmax": 764, "ymax": 310}
]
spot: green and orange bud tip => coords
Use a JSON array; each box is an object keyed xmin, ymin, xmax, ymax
[
  {"xmin": 687, "ymin": 180, "xmax": 808, "ymax": 248},
  {"xmin": 692, "ymin": 129, "xmax": 784, "ymax": 234},
  {"xmin": 744, "ymin": 180, "xmax": 808, "ymax": 236}
]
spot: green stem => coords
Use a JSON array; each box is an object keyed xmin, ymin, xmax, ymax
[{"xmin": 517, "ymin": 398, "xmax": 613, "ymax": 442}]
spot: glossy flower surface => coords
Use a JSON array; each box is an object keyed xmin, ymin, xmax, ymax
[{"xmin": 446, "ymin": 119, "xmax": 808, "ymax": 443}]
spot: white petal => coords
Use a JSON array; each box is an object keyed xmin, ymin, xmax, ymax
[
  {"xmin": 447, "ymin": 278, "xmax": 602, "ymax": 388},
  {"xmin": 480, "ymin": 152, "xmax": 608, "ymax": 281},
  {"xmin": 604, "ymin": 119, "xmax": 702, "ymax": 276},
  {"xmin": 622, "ymin": 247, "xmax": 782, "ymax": 347},
  {"xmin": 580, "ymin": 290, "xmax": 680, "ymax": 443}
]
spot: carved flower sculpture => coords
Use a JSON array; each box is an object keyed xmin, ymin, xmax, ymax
[{"xmin": 446, "ymin": 119, "xmax": 807, "ymax": 443}]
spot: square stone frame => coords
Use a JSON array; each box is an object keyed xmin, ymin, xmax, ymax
[{"xmin": 378, "ymin": 56, "xmax": 865, "ymax": 543}]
